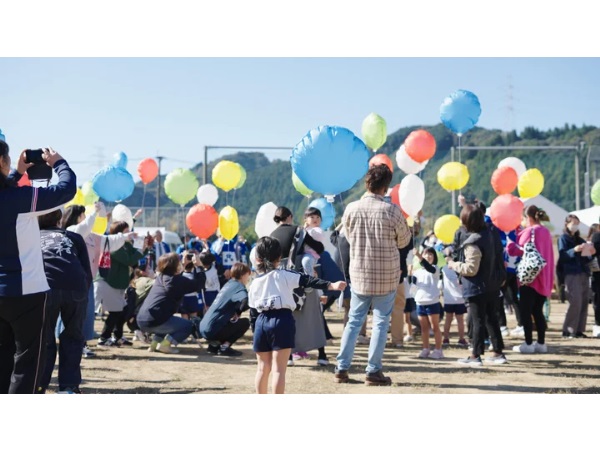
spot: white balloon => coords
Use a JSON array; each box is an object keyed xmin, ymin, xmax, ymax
[
  {"xmin": 112, "ymin": 204, "xmax": 133, "ymax": 229},
  {"xmin": 255, "ymin": 202, "xmax": 279, "ymax": 238},
  {"xmin": 498, "ymin": 157, "xmax": 527, "ymax": 179},
  {"xmin": 249, "ymin": 247, "xmax": 258, "ymax": 269},
  {"xmin": 196, "ymin": 183, "xmax": 219, "ymax": 206},
  {"xmin": 396, "ymin": 144, "xmax": 428, "ymax": 175},
  {"xmin": 399, "ymin": 174, "xmax": 425, "ymax": 217}
]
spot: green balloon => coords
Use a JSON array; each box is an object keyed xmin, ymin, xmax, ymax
[
  {"xmin": 292, "ymin": 172, "xmax": 312, "ymax": 197},
  {"xmin": 235, "ymin": 164, "xmax": 247, "ymax": 189},
  {"xmin": 361, "ymin": 112, "xmax": 387, "ymax": 151},
  {"xmin": 592, "ymin": 180, "xmax": 600, "ymax": 206},
  {"xmin": 164, "ymin": 168, "xmax": 199, "ymax": 206},
  {"xmin": 81, "ymin": 180, "xmax": 99, "ymax": 205}
]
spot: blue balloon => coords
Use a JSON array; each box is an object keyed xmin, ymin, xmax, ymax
[
  {"xmin": 309, "ymin": 197, "xmax": 336, "ymax": 230},
  {"xmin": 440, "ymin": 90, "xmax": 482, "ymax": 135},
  {"xmin": 92, "ymin": 166, "xmax": 135, "ymax": 202},
  {"xmin": 113, "ymin": 151, "xmax": 128, "ymax": 169},
  {"xmin": 291, "ymin": 126, "xmax": 370, "ymax": 197}
]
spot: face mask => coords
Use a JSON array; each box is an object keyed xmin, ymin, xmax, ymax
[{"xmin": 568, "ymin": 223, "xmax": 579, "ymax": 233}]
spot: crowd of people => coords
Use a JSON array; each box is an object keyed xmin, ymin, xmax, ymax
[{"xmin": 1, "ymin": 141, "xmax": 599, "ymax": 394}]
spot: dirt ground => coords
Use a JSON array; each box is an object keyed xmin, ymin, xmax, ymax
[{"xmin": 48, "ymin": 300, "xmax": 600, "ymax": 394}]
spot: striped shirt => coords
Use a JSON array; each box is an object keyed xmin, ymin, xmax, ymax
[{"xmin": 343, "ymin": 193, "xmax": 411, "ymax": 296}]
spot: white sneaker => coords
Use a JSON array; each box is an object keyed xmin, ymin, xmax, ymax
[
  {"xmin": 317, "ymin": 358, "xmax": 329, "ymax": 366},
  {"xmin": 510, "ymin": 326, "xmax": 525, "ymax": 338},
  {"xmin": 488, "ymin": 343, "xmax": 494, "ymax": 351},
  {"xmin": 133, "ymin": 330, "xmax": 149, "ymax": 344},
  {"xmin": 403, "ymin": 335, "xmax": 414, "ymax": 343},
  {"xmin": 501, "ymin": 326, "xmax": 509, "ymax": 337},
  {"xmin": 357, "ymin": 335, "xmax": 370, "ymax": 345},
  {"xmin": 593, "ymin": 325, "xmax": 600, "ymax": 338},
  {"xmin": 429, "ymin": 349, "xmax": 444, "ymax": 360},
  {"xmin": 512, "ymin": 342, "xmax": 536, "ymax": 354},
  {"xmin": 287, "ymin": 359, "xmax": 295, "ymax": 367},
  {"xmin": 418, "ymin": 348, "xmax": 431, "ymax": 358},
  {"xmin": 534, "ymin": 342, "xmax": 548, "ymax": 353}
]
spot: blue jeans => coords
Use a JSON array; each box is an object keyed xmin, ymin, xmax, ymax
[
  {"xmin": 139, "ymin": 316, "xmax": 193, "ymax": 344},
  {"xmin": 336, "ymin": 288, "xmax": 396, "ymax": 373},
  {"xmin": 56, "ymin": 286, "xmax": 95, "ymax": 342}
]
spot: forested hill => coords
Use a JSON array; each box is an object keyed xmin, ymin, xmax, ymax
[{"xmin": 122, "ymin": 123, "xmax": 600, "ymax": 239}]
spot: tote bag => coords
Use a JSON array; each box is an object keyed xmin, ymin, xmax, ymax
[{"xmin": 517, "ymin": 228, "xmax": 546, "ymax": 285}]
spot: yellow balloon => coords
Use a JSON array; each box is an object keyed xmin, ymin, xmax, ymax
[
  {"xmin": 218, "ymin": 206, "xmax": 239, "ymax": 240},
  {"xmin": 518, "ymin": 168, "xmax": 544, "ymax": 199},
  {"xmin": 65, "ymin": 188, "xmax": 85, "ymax": 208},
  {"xmin": 437, "ymin": 162, "xmax": 469, "ymax": 191},
  {"xmin": 212, "ymin": 161, "xmax": 242, "ymax": 192},
  {"xmin": 85, "ymin": 205, "xmax": 108, "ymax": 234},
  {"xmin": 434, "ymin": 215, "xmax": 461, "ymax": 244},
  {"xmin": 81, "ymin": 180, "xmax": 99, "ymax": 205}
]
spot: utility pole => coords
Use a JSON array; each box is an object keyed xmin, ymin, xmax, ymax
[{"xmin": 156, "ymin": 156, "xmax": 164, "ymax": 227}]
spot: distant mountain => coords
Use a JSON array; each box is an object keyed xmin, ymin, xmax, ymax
[{"xmin": 122, "ymin": 123, "xmax": 600, "ymax": 240}]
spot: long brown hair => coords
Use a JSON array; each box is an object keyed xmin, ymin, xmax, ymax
[
  {"xmin": 587, "ymin": 223, "xmax": 600, "ymax": 240},
  {"xmin": 157, "ymin": 253, "xmax": 181, "ymax": 276}
]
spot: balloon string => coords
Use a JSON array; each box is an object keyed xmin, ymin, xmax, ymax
[
  {"xmin": 458, "ymin": 134, "xmax": 463, "ymax": 196},
  {"xmin": 232, "ymin": 189, "xmax": 236, "ymax": 209},
  {"xmin": 141, "ymin": 184, "xmax": 147, "ymax": 210}
]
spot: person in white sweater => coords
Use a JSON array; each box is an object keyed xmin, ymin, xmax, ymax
[
  {"xmin": 409, "ymin": 247, "xmax": 444, "ymax": 360},
  {"xmin": 61, "ymin": 202, "xmax": 136, "ymax": 354}
]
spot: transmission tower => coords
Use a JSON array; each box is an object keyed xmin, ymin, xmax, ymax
[{"xmin": 504, "ymin": 75, "xmax": 515, "ymax": 133}]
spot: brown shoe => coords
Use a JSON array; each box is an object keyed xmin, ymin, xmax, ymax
[
  {"xmin": 365, "ymin": 370, "xmax": 392, "ymax": 386},
  {"xmin": 334, "ymin": 369, "xmax": 350, "ymax": 384}
]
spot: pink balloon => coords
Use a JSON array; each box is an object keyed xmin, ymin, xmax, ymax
[{"xmin": 490, "ymin": 194, "xmax": 524, "ymax": 232}]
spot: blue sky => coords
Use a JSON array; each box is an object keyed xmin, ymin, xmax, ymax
[{"xmin": 1, "ymin": 58, "xmax": 599, "ymax": 184}]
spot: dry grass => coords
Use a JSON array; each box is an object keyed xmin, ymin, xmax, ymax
[{"xmin": 47, "ymin": 300, "xmax": 600, "ymax": 394}]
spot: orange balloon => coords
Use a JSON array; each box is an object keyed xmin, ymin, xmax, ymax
[
  {"xmin": 389, "ymin": 184, "xmax": 409, "ymax": 218},
  {"xmin": 404, "ymin": 130, "xmax": 436, "ymax": 163},
  {"xmin": 490, "ymin": 194, "xmax": 524, "ymax": 232},
  {"xmin": 18, "ymin": 172, "xmax": 31, "ymax": 187},
  {"xmin": 369, "ymin": 154, "xmax": 394, "ymax": 173},
  {"xmin": 186, "ymin": 204, "xmax": 219, "ymax": 240},
  {"xmin": 137, "ymin": 158, "xmax": 159, "ymax": 185},
  {"xmin": 491, "ymin": 166, "xmax": 518, "ymax": 195}
]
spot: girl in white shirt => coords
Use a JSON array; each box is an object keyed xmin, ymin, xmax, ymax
[
  {"xmin": 410, "ymin": 247, "xmax": 444, "ymax": 359},
  {"xmin": 199, "ymin": 251, "xmax": 221, "ymax": 310},
  {"xmin": 440, "ymin": 265, "xmax": 468, "ymax": 347},
  {"xmin": 249, "ymin": 236, "xmax": 346, "ymax": 394}
]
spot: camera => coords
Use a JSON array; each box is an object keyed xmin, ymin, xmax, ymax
[
  {"xmin": 185, "ymin": 254, "xmax": 194, "ymax": 261},
  {"xmin": 24, "ymin": 148, "xmax": 52, "ymax": 181},
  {"xmin": 24, "ymin": 149, "xmax": 45, "ymax": 164}
]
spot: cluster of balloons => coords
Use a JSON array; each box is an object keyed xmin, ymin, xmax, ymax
[
  {"xmin": 187, "ymin": 159, "xmax": 247, "ymax": 242},
  {"xmin": 386, "ymin": 130, "xmax": 437, "ymax": 218},
  {"xmin": 488, "ymin": 157, "xmax": 544, "ymax": 232},
  {"xmin": 212, "ymin": 160, "xmax": 246, "ymax": 192}
]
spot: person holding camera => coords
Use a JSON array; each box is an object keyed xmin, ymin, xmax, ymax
[
  {"xmin": 137, "ymin": 253, "xmax": 206, "ymax": 354},
  {"xmin": 0, "ymin": 143, "xmax": 76, "ymax": 394},
  {"xmin": 178, "ymin": 250, "xmax": 203, "ymax": 321}
]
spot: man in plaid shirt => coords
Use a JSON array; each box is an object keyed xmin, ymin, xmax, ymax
[{"xmin": 335, "ymin": 164, "xmax": 411, "ymax": 386}]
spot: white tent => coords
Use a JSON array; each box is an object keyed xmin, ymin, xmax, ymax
[
  {"xmin": 570, "ymin": 205, "xmax": 600, "ymax": 231},
  {"xmin": 522, "ymin": 195, "xmax": 572, "ymax": 236}
]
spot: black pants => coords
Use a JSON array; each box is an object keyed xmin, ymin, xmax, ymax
[
  {"xmin": 519, "ymin": 286, "xmax": 547, "ymax": 345},
  {"xmin": 0, "ymin": 293, "xmax": 48, "ymax": 394},
  {"xmin": 40, "ymin": 289, "xmax": 87, "ymax": 392},
  {"xmin": 591, "ymin": 272, "xmax": 600, "ymax": 326},
  {"xmin": 101, "ymin": 311, "xmax": 125, "ymax": 340},
  {"xmin": 212, "ymin": 318, "xmax": 250, "ymax": 345},
  {"xmin": 501, "ymin": 272, "xmax": 521, "ymax": 326},
  {"xmin": 468, "ymin": 292, "xmax": 505, "ymax": 357}
]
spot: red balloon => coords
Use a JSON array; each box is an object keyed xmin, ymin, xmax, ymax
[
  {"xmin": 389, "ymin": 184, "xmax": 409, "ymax": 218},
  {"xmin": 137, "ymin": 158, "xmax": 159, "ymax": 185},
  {"xmin": 491, "ymin": 166, "xmax": 518, "ymax": 195},
  {"xmin": 490, "ymin": 194, "xmax": 524, "ymax": 232},
  {"xmin": 404, "ymin": 130, "xmax": 436, "ymax": 163},
  {"xmin": 186, "ymin": 204, "xmax": 218, "ymax": 239},
  {"xmin": 369, "ymin": 154, "xmax": 393, "ymax": 173},
  {"xmin": 18, "ymin": 172, "xmax": 31, "ymax": 187}
]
